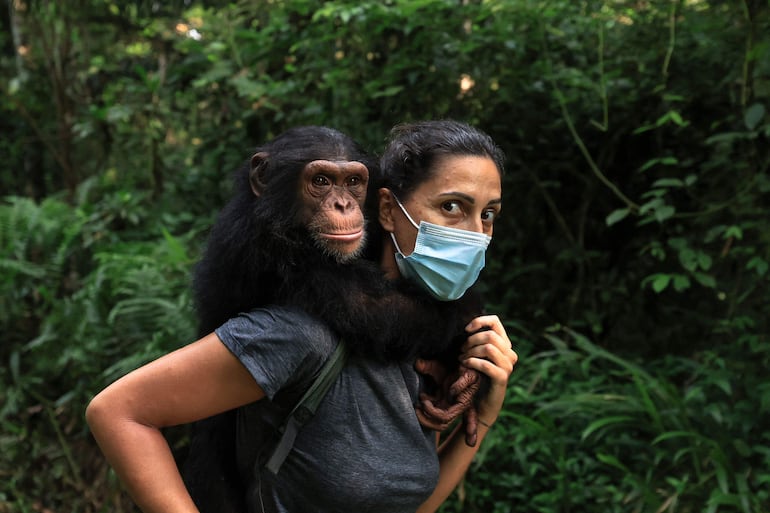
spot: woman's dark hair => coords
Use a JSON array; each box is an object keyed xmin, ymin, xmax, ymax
[{"xmin": 378, "ymin": 119, "xmax": 505, "ymax": 199}]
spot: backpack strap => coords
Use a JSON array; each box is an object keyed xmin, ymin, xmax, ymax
[{"xmin": 264, "ymin": 340, "xmax": 349, "ymax": 475}]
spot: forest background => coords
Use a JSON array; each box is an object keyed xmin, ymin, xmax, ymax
[{"xmin": 1, "ymin": 1, "xmax": 769, "ymax": 512}]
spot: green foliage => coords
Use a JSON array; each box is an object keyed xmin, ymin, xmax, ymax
[
  {"xmin": 0, "ymin": 194, "xmax": 195, "ymax": 512},
  {"xmin": 0, "ymin": 197, "xmax": 82, "ymax": 337},
  {"xmin": 441, "ymin": 327, "xmax": 770, "ymax": 513},
  {"xmin": 1, "ymin": 0, "xmax": 769, "ymax": 511}
]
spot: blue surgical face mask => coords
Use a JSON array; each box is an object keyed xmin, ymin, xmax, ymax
[{"xmin": 390, "ymin": 194, "xmax": 491, "ymax": 301}]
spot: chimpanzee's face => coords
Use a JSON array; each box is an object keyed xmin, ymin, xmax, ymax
[{"xmin": 298, "ymin": 159, "xmax": 370, "ymax": 263}]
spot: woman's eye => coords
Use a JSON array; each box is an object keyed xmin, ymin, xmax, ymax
[
  {"xmin": 441, "ymin": 201, "xmax": 462, "ymax": 214},
  {"xmin": 482, "ymin": 209, "xmax": 498, "ymax": 223}
]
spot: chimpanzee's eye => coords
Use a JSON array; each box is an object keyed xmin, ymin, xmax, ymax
[{"xmin": 312, "ymin": 175, "xmax": 330, "ymax": 187}]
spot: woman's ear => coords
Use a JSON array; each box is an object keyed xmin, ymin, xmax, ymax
[{"xmin": 378, "ymin": 188, "xmax": 396, "ymax": 232}]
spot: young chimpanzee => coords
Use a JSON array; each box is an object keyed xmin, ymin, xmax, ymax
[{"xmin": 181, "ymin": 126, "xmax": 484, "ymax": 513}]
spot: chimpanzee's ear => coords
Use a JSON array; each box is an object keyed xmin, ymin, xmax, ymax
[{"xmin": 249, "ymin": 152, "xmax": 269, "ymax": 197}]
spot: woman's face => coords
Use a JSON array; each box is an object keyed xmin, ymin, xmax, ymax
[{"xmin": 379, "ymin": 154, "xmax": 502, "ymax": 257}]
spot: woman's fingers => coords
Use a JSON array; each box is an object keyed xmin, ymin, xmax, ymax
[
  {"xmin": 462, "ymin": 319, "xmax": 517, "ymax": 374},
  {"xmin": 459, "ymin": 314, "xmax": 519, "ymax": 425}
]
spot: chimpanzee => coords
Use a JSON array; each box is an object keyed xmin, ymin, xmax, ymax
[{"xmin": 181, "ymin": 126, "xmax": 484, "ymax": 513}]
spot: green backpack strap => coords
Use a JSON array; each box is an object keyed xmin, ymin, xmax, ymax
[{"xmin": 264, "ymin": 340, "xmax": 349, "ymax": 475}]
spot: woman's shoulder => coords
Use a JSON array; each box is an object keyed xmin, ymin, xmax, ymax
[
  {"xmin": 217, "ymin": 305, "xmax": 337, "ymax": 359},
  {"xmin": 216, "ymin": 305, "xmax": 340, "ymax": 399},
  {"xmin": 235, "ymin": 304, "xmax": 330, "ymax": 330}
]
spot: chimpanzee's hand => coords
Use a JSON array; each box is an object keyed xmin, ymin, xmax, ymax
[
  {"xmin": 413, "ymin": 358, "xmax": 454, "ymax": 431},
  {"xmin": 449, "ymin": 365, "xmax": 484, "ymax": 446},
  {"xmin": 414, "ymin": 360, "xmax": 483, "ymax": 445}
]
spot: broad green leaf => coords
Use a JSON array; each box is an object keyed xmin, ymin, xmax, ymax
[
  {"xmin": 638, "ymin": 156, "xmax": 678, "ymax": 172},
  {"xmin": 672, "ymin": 274, "xmax": 691, "ymax": 291},
  {"xmin": 694, "ymin": 272, "xmax": 717, "ymax": 288},
  {"xmin": 8, "ymin": 77, "xmax": 21, "ymax": 95},
  {"xmin": 632, "ymin": 123, "xmax": 656, "ymax": 135},
  {"xmin": 733, "ymin": 439, "xmax": 751, "ymax": 458},
  {"xmin": 747, "ymin": 256, "xmax": 769, "ymax": 276},
  {"xmin": 744, "ymin": 103, "xmax": 766, "ymax": 130},
  {"xmin": 650, "ymin": 245, "xmax": 666, "ymax": 261},
  {"xmin": 651, "ymin": 274, "xmax": 671, "ymax": 293},
  {"xmin": 715, "ymin": 378, "xmax": 732, "ymax": 395},
  {"xmin": 652, "ymin": 178, "xmax": 684, "ymax": 188},
  {"xmin": 663, "ymin": 93, "xmax": 685, "ymax": 102},
  {"xmin": 679, "ymin": 248, "xmax": 698, "ymax": 272},
  {"xmin": 641, "ymin": 188, "xmax": 666, "ymax": 199},
  {"xmin": 669, "ymin": 110, "xmax": 687, "ymax": 126},
  {"xmin": 231, "ymin": 75, "xmax": 267, "ymax": 99},
  {"xmin": 639, "ymin": 197, "xmax": 663, "ymax": 215},
  {"xmin": 605, "ymin": 208, "xmax": 630, "ymax": 226},
  {"xmin": 724, "ymin": 225, "xmax": 743, "ymax": 240},
  {"xmin": 698, "ymin": 252, "xmax": 713, "ymax": 271},
  {"xmin": 371, "ymin": 85, "xmax": 404, "ymax": 99},
  {"xmin": 667, "ymin": 237, "xmax": 687, "ymax": 250},
  {"xmin": 654, "ymin": 205, "xmax": 675, "ymax": 222},
  {"xmin": 655, "ymin": 111, "xmax": 671, "ymax": 126},
  {"xmin": 161, "ymin": 228, "xmax": 189, "ymax": 264},
  {"xmin": 706, "ymin": 132, "xmax": 754, "ymax": 144}
]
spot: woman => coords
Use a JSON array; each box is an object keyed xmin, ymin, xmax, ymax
[{"xmin": 86, "ymin": 120, "xmax": 517, "ymax": 513}]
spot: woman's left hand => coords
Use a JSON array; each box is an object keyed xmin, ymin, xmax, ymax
[{"xmin": 460, "ymin": 315, "xmax": 518, "ymax": 426}]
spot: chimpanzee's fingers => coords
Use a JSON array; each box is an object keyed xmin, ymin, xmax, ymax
[
  {"xmin": 449, "ymin": 368, "xmax": 481, "ymax": 398},
  {"xmin": 453, "ymin": 380, "xmax": 480, "ymax": 409},
  {"xmin": 419, "ymin": 397, "xmax": 468, "ymax": 426},
  {"xmin": 464, "ymin": 407, "xmax": 479, "ymax": 447},
  {"xmin": 415, "ymin": 403, "xmax": 452, "ymax": 431},
  {"xmin": 415, "ymin": 410, "xmax": 449, "ymax": 431}
]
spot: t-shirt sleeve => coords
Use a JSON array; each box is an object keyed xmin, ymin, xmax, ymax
[{"xmin": 215, "ymin": 306, "xmax": 337, "ymax": 400}]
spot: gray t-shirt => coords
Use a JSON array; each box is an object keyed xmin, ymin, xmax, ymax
[{"xmin": 216, "ymin": 306, "xmax": 440, "ymax": 513}]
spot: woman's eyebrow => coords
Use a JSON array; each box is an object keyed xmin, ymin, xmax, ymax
[
  {"xmin": 438, "ymin": 191, "xmax": 476, "ymax": 203},
  {"xmin": 437, "ymin": 193, "xmax": 502, "ymax": 206}
]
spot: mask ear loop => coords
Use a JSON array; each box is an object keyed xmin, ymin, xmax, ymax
[
  {"xmin": 390, "ymin": 232, "xmax": 406, "ymax": 255},
  {"xmin": 391, "ymin": 193, "xmax": 420, "ymax": 230},
  {"xmin": 390, "ymin": 193, "xmax": 421, "ymax": 256}
]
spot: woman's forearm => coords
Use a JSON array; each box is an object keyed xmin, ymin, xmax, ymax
[
  {"xmin": 417, "ymin": 420, "xmax": 494, "ymax": 513},
  {"xmin": 418, "ymin": 314, "xmax": 517, "ymax": 513},
  {"xmin": 86, "ymin": 396, "xmax": 199, "ymax": 513},
  {"xmin": 85, "ymin": 334, "xmax": 263, "ymax": 513}
]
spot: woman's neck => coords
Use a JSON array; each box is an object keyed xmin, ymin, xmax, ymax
[{"xmin": 379, "ymin": 235, "xmax": 401, "ymax": 280}]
